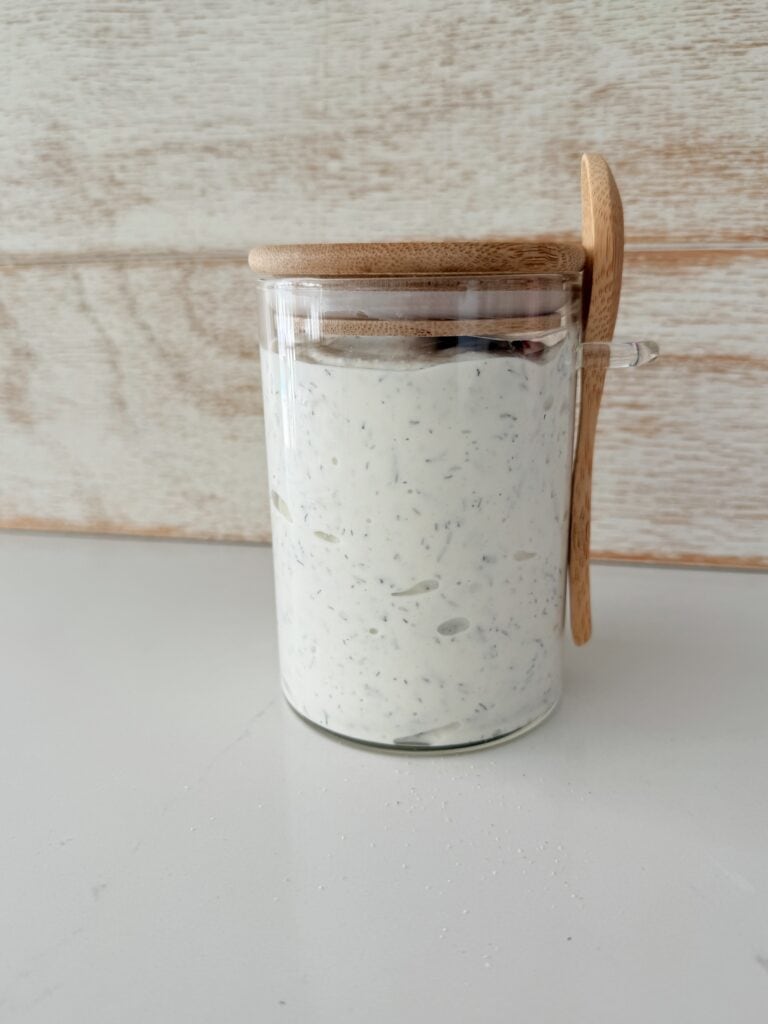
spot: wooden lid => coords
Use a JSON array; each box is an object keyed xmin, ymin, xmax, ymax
[{"xmin": 248, "ymin": 239, "xmax": 585, "ymax": 278}]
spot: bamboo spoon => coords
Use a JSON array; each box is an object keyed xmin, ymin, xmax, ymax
[{"xmin": 569, "ymin": 154, "xmax": 624, "ymax": 645}]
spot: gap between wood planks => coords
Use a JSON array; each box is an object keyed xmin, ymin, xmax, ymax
[{"xmin": 1, "ymin": 243, "xmax": 768, "ymax": 270}]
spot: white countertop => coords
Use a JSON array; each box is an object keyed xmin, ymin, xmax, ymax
[{"xmin": 1, "ymin": 533, "xmax": 767, "ymax": 1023}]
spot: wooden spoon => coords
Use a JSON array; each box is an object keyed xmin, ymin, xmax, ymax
[{"xmin": 569, "ymin": 154, "xmax": 624, "ymax": 645}]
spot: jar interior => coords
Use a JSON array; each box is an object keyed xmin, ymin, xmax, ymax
[
  {"xmin": 258, "ymin": 273, "xmax": 581, "ymax": 371},
  {"xmin": 257, "ymin": 273, "xmax": 581, "ymax": 748}
]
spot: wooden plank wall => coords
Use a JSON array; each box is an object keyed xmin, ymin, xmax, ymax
[{"xmin": 2, "ymin": 1, "xmax": 766, "ymax": 565}]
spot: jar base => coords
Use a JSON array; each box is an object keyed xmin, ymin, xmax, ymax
[{"xmin": 282, "ymin": 693, "xmax": 560, "ymax": 755}]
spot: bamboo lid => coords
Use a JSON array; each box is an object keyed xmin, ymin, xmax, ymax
[{"xmin": 249, "ymin": 239, "xmax": 585, "ymax": 278}]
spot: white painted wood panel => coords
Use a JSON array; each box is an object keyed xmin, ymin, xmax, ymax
[
  {"xmin": 1, "ymin": 0, "xmax": 766, "ymax": 563},
  {"xmin": 3, "ymin": 0, "xmax": 766, "ymax": 254},
  {"xmin": 595, "ymin": 253, "xmax": 768, "ymax": 566},
  {"xmin": 2, "ymin": 253, "xmax": 766, "ymax": 565},
  {"xmin": 0, "ymin": 259, "xmax": 268, "ymax": 540}
]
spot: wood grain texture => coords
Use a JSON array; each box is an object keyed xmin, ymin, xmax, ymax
[
  {"xmin": 303, "ymin": 315, "xmax": 563, "ymax": 337},
  {"xmin": 2, "ymin": 0, "xmax": 766, "ymax": 256},
  {"xmin": 570, "ymin": 154, "xmax": 625, "ymax": 645},
  {"xmin": 592, "ymin": 250, "xmax": 768, "ymax": 569},
  {"xmin": 1, "ymin": 0, "xmax": 767, "ymax": 565},
  {"xmin": 0, "ymin": 260, "xmax": 269, "ymax": 541},
  {"xmin": 2, "ymin": 252, "xmax": 766, "ymax": 565},
  {"xmin": 248, "ymin": 240, "xmax": 585, "ymax": 276}
]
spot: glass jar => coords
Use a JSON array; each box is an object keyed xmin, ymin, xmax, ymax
[{"xmin": 251, "ymin": 244, "xmax": 656, "ymax": 751}]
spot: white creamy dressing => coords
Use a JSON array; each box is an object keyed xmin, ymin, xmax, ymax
[{"xmin": 261, "ymin": 333, "xmax": 577, "ymax": 748}]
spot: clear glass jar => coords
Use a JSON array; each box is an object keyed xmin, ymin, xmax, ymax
[{"xmin": 254, "ymin": 269, "xmax": 655, "ymax": 751}]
